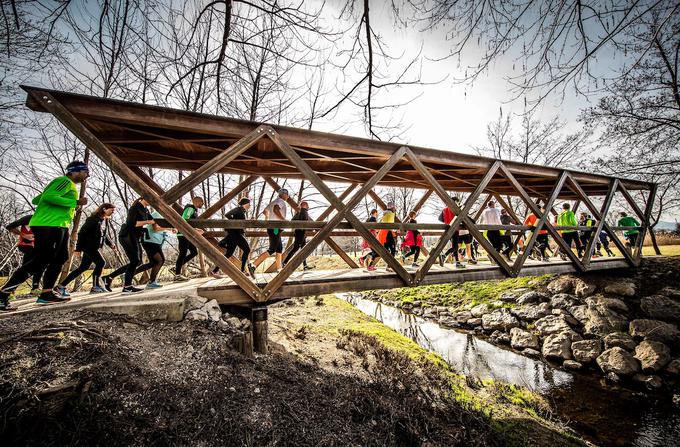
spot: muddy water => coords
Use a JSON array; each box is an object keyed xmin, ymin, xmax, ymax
[{"xmin": 339, "ymin": 293, "xmax": 680, "ymax": 447}]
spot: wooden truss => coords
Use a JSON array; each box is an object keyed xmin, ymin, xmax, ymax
[{"xmin": 30, "ymin": 88, "xmax": 655, "ymax": 304}]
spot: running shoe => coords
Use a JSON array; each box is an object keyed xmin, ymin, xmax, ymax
[
  {"xmin": 146, "ymin": 282, "xmax": 163, "ymax": 289},
  {"xmin": 367, "ymin": 265, "xmax": 377, "ymax": 271},
  {"xmin": 359, "ymin": 256, "xmax": 365, "ymax": 267},
  {"xmin": 173, "ymin": 274, "xmax": 189, "ymax": 282},
  {"xmin": 468, "ymin": 259, "xmax": 478, "ymax": 265},
  {"xmin": 210, "ymin": 271, "xmax": 224, "ymax": 278},
  {"xmin": 122, "ymin": 286, "xmax": 144, "ymax": 294},
  {"xmin": 248, "ymin": 263, "xmax": 256, "ymax": 277},
  {"xmin": 90, "ymin": 286, "xmax": 107, "ymax": 294},
  {"xmin": 30, "ymin": 288, "xmax": 41, "ymax": 296},
  {"xmin": 438, "ymin": 254, "xmax": 445, "ymax": 267},
  {"xmin": 455, "ymin": 262, "xmax": 466, "ymax": 268},
  {"xmin": 0, "ymin": 294, "xmax": 16, "ymax": 311},
  {"xmin": 102, "ymin": 276, "xmax": 113, "ymax": 292},
  {"xmin": 303, "ymin": 264, "xmax": 314, "ymax": 271},
  {"xmin": 55, "ymin": 285, "xmax": 71, "ymax": 297},
  {"xmin": 36, "ymin": 292, "xmax": 70, "ymax": 305},
  {"xmin": 411, "ymin": 262, "xmax": 419, "ymax": 267}
]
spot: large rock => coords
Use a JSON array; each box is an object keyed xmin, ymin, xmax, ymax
[
  {"xmin": 596, "ymin": 347, "xmax": 641, "ymax": 376},
  {"xmin": 568, "ymin": 305, "xmax": 589, "ymax": 325},
  {"xmin": 604, "ymin": 332, "xmax": 637, "ymax": 351},
  {"xmin": 547, "ymin": 276, "xmax": 576, "ymax": 294},
  {"xmin": 516, "ymin": 291, "xmax": 549, "ymax": 305},
  {"xmin": 542, "ymin": 333, "xmax": 572, "ymax": 360},
  {"xmin": 482, "ymin": 309, "xmax": 520, "ymax": 331},
  {"xmin": 550, "ymin": 293, "xmax": 579, "ymax": 310},
  {"xmin": 629, "ymin": 319, "xmax": 680, "ymax": 344},
  {"xmin": 490, "ymin": 330, "xmax": 510, "ymax": 344},
  {"xmin": 454, "ymin": 311, "xmax": 473, "ymax": 323},
  {"xmin": 467, "ymin": 318, "xmax": 482, "ymax": 327},
  {"xmin": 185, "ymin": 309, "xmax": 210, "ymax": 321},
  {"xmin": 510, "ymin": 303, "xmax": 551, "ymax": 321},
  {"xmin": 575, "ymin": 280, "xmax": 596, "ymax": 298},
  {"xmin": 551, "ymin": 309, "xmax": 580, "ymax": 326},
  {"xmin": 184, "ymin": 295, "xmax": 209, "ymax": 312},
  {"xmin": 202, "ymin": 299, "xmax": 223, "ymax": 322},
  {"xmin": 571, "ymin": 339, "xmax": 602, "ymax": 364},
  {"xmin": 535, "ymin": 315, "xmax": 573, "ymax": 336},
  {"xmin": 563, "ymin": 360, "xmax": 583, "ymax": 370},
  {"xmin": 634, "ymin": 340, "xmax": 671, "ymax": 372},
  {"xmin": 659, "ymin": 287, "xmax": 680, "ymax": 299},
  {"xmin": 510, "ymin": 328, "xmax": 539, "ymax": 350},
  {"xmin": 583, "ymin": 295, "xmax": 629, "ymax": 336},
  {"xmin": 604, "ymin": 281, "xmax": 636, "ymax": 297},
  {"xmin": 632, "ymin": 374, "xmax": 664, "ymax": 390},
  {"xmin": 470, "ymin": 303, "xmax": 490, "ymax": 317},
  {"xmin": 641, "ymin": 295, "xmax": 680, "ymax": 322}
]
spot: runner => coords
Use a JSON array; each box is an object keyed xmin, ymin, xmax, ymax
[
  {"xmin": 135, "ymin": 209, "xmax": 172, "ymax": 289},
  {"xmin": 251, "ymin": 189, "xmax": 290, "ymax": 274},
  {"xmin": 56, "ymin": 203, "xmax": 115, "ymax": 295},
  {"xmin": 499, "ymin": 209, "xmax": 515, "ymax": 261},
  {"xmin": 212, "ymin": 197, "xmax": 253, "ymax": 276},
  {"xmin": 0, "ymin": 161, "xmax": 89, "ymax": 310},
  {"xmin": 283, "ymin": 201, "xmax": 315, "ymax": 271},
  {"xmin": 101, "ymin": 198, "xmax": 155, "ymax": 294},
  {"xmin": 556, "ymin": 203, "xmax": 582, "ymax": 258},
  {"xmin": 401, "ymin": 210, "xmax": 422, "ymax": 267},
  {"xmin": 524, "ymin": 205, "xmax": 550, "ymax": 261},
  {"xmin": 173, "ymin": 196, "xmax": 204, "ymax": 281},
  {"xmin": 438, "ymin": 196, "xmax": 465, "ymax": 268},
  {"xmin": 479, "ymin": 200, "xmax": 503, "ymax": 262},
  {"xmin": 617, "ymin": 212, "xmax": 641, "ymax": 253},
  {"xmin": 5, "ymin": 214, "xmax": 43, "ymax": 294},
  {"xmin": 578, "ymin": 212, "xmax": 596, "ymax": 257},
  {"xmin": 598, "ymin": 231, "xmax": 615, "ymax": 257},
  {"xmin": 359, "ymin": 209, "xmax": 379, "ymax": 267},
  {"xmin": 368, "ymin": 202, "xmax": 398, "ymax": 271}
]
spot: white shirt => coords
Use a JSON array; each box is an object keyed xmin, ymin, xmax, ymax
[
  {"xmin": 480, "ymin": 207, "xmax": 502, "ymax": 225},
  {"xmin": 266, "ymin": 198, "xmax": 288, "ymax": 221}
]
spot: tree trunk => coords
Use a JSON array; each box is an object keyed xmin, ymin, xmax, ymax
[{"xmin": 649, "ymin": 227, "xmax": 662, "ymax": 255}]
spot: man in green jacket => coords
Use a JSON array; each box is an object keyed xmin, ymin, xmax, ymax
[
  {"xmin": 556, "ymin": 203, "xmax": 582, "ymax": 258},
  {"xmin": 617, "ymin": 212, "xmax": 641, "ymax": 253},
  {"xmin": 1, "ymin": 161, "xmax": 89, "ymax": 310}
]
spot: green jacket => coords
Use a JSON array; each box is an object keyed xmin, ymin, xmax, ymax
[
  {"xmin": 177, "ymin": 204, "xmax": 197, "ymax": 237},
  {"xmin": 557, "ymin": 210, "xmax": 577, "ymax": 233},
  {"xmin": 29, "ymin": 176, "xmax": 78, "ymax": 228},
  {"xmin": 618, "ymin": 216, "xmax": 640, "ymax": 236}
]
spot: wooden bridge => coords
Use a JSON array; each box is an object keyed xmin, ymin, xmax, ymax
[{"xmin": 19, "ymin": 86, "xmax": 655, "ymax": 316}]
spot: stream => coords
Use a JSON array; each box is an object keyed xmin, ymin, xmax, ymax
[{"xmin": 338, "ymin": 293, "xmax": 680, "ymax": 447}]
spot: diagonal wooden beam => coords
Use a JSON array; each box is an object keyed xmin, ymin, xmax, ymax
[
  {"xmin": 200, "ymin": 175, "xmax": 258, "ymax": 218},
  {"xmin": 162, "ymin": 126, "xmax": 267, "ymax": 204},
  {"xmin": 565, "ymin": 174, "xmax": 635, "ymax": 267},
  {"xmin": 499, "ymin": 165, "xmax": 586, "ymax": 273},
  {"xmin": 582, "ymin": 179, "xmax": 618, "ymax": 268},
  {"xmin": 474, "ymin": 194, "xmax": 493, "ymax": 220},
  {"xmin": 262, "ymin": 129, "xmax": 411, "ymax": 299},
  {"xmin": 511, "ymin": 173, "xmax": 568, "ymax": 274},
  {"xmin": 31, "ymin": 90, "xmax": 264, "ymax": 301},
  {"xmin": 130, "ymin": 166, "xmax": 183, "ymax": 213},
  {"xmin": 404, "ymin": 152, "xmax": 510, "ymax": 282},
  {"xmin": 617, "ymin": 183, "xmax": 646, "ymax": 223},
  {"xmin": 633, "ymin": 184, "xmax": 657, "ymax": 262}
]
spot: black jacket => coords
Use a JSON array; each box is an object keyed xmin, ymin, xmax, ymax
[
  {"xmin": 119, "ymin": 202, "xmax": 152, "ymax": 239},
  {"xmin": 5, "ymin": 215, "xmax": 32, "ymax": 245},
  {"xmin": 292, "ymin": 208, "xmax": 310, "ymax": 237},
  {"xmin": 76, "ymin": 215, "xmax": 113, "ymax": 252},
  {"xmin": 225, "ymin": 205, "xmax": 247, "ymax": 236}
]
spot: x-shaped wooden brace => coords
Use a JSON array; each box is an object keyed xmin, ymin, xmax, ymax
[
  {"xmin": 31, "ymin": 90, "xmax": 266, "ymax": 300},
  {"xmin": 579, "ymin": 179, "xmax": 618, "ymax": 268},
  {"xmin": 404, "ymin": 153, "xmax": 513, "ymax": 283},
  {"xmin": 618, "ymin": 182, "xmax": 657, "ymax": 263},
  {"xmin": 260, "ymin": 129, "xmax": 413, "ymax": 299},
  {"xmin": 498, "ymin": 166, "xmax": 586, "ymax": 274},
  {"xmin": 565, "ymin": 174, "xmax": 636, "ymax": 267}
]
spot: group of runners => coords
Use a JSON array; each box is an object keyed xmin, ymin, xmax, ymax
[{"xmin": 0, "ymin": 161, "xmax": 642, "ymax": 311}]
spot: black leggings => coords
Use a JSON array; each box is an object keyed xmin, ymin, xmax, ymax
[
  {"xmin": 369, "ymin": 232, "xmax": 396, "ymax": 264},
  {"xmin": 60, "ymin": 248, "xmax": 106, "ymax": 287},
  {"xmin": 175, "ymin": 236, "xmax": 197, "ymax": 273},
  {"xmin": 443, "ymin": 231, "xmax": 460, "ymax": 261},
  {"xmin": 1, "ymin": 226, "xmax": 69, "ymax": 292},
  {"xmin": 107, "ymin": 234, "xmax": 143, "ymax": 286},
  {"xmin": 562, "ymin": 232, "xmax": 582, "ymax": 251},
  {"xmin": 136, "ymin": 242, "xmax": 165, "ymax": 282},
  {"xmin": 404, "ymin": 245, "xmax": 420, "ymax": 262},
  {"xmin": 536, "ymin": 234, "xmax": 549, "ymax": 258},
  {"xmin": 283, "ymin": 234, "xmax": 308, "ymax": 268},
  {"xmin": 18, "ymin": 245, "xmax": 43, "ymax": 289},
  {"xmin": 215, "ymin": 233, "xmax": 251, "ymax": 272}
]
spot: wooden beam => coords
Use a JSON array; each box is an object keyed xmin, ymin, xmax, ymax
[
  {"xmin": 162, "ymin": 126, "xmax": 266, "ymax": 204},
  {"xmin": 582, "ymin": 179, "xmax": 618, "ymax": 268},
  {"xmin": 31, "ymin": 89, "xmax": 264, "ymax": 302},
  {"xmin": 200, "ymin": 175, "xmax": 258, "ymax": 218},
  {"xmin": 129, "ymin": 167, "xmax": 183, "ymax": 213},
  {"xmin": 634, "ymin": 184, "xmax": 657, "ymax": 261}
]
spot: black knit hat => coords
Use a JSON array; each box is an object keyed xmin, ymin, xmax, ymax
[{"xmin": 239, "ymin": 197, "xmax": 251, "ymax": 206}]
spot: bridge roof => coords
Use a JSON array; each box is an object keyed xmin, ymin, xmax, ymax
[{"xmin": 22, "ymin": 86, "xmax": 652, "ymax": 198}]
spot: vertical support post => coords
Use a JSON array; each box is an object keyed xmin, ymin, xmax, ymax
[{"xmin": 252, "ymin": 307, "xmax": 268, "ymax": 354}]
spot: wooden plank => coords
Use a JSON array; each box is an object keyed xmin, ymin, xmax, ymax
[
  {"xmin": 30, "ymin": 89, "xmax": 264, "ymax": 302},
  {"xmin": 200, "ymin": 175, "xmax": 257, "ymax": 218},
  {"xmin": 262, "ymin": 128, "xmax": 412, "ymax": 298},
  {"xmin": 162, "ymin": 127, "xmax": 266, "ymax": 204},
  {"xmin": 634, "ymin": 184, "xmax": 657, "ymax": 262}
]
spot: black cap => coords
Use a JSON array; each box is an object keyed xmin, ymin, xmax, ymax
[{"xmin": 239, "ymin": 198, "xmax": 251, "ymax": 206}]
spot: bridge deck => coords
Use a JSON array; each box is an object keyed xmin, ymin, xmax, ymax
[{"xmin": 197, "ymin": 257, "xmax": 630, "ymax": 304}]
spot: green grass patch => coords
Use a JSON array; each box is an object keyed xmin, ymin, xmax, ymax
[{"xmin": 372, "ymin": 275, "xmax": 553, "ymax": 310}]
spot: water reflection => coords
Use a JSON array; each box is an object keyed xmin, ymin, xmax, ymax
[{"xmin": 342, "ymin": 293, "xmax": 571, "ymax": 392}]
